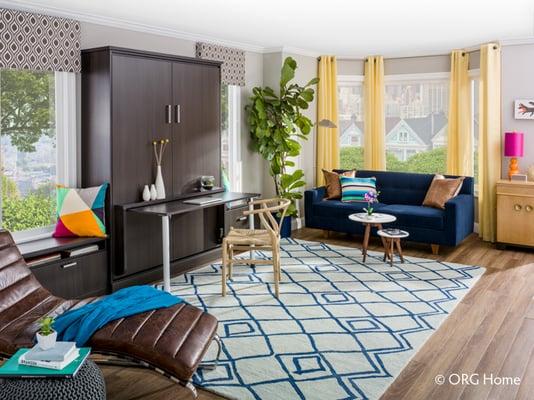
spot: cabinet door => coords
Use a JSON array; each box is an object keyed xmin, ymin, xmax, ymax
[
  {"xmin": 497, "ymin": 194, "xmax": 534, "ymax": 246},
  {"xmin": 112, "ymin": 54, "xmax": 173, "ymax": 205},
  {"xmin": 171, "ymin": 62, "xmax": 221, "ymax": 195}
]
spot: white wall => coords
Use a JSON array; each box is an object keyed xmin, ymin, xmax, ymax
[
  {"xmin": 501, "ymin": 44, "xmax": 534, "ymax": 177},
  {"xmin": 80, "ymin": 22, "xmax": 265, "ymax": 194}
]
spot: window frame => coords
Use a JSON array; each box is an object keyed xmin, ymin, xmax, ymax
[
  {"xmin": 2, "ymin": 70, "xmax": 78, "ymax": 244},
  {"xmin": 221, "ymin": 84, "xmax": 242, "ymax": 192}
]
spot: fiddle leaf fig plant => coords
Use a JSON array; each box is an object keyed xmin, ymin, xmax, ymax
[{"xmin": 245, "ymin": 57, "xmax": 318, "ymax": 218}]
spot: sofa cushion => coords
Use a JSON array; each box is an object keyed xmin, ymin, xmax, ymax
[
  {"xmin": 313, "ymin": 200, "xmax": 386, "ymax": 219},
  {"xmin": 380, "ymin": 204, "xmax": 444, "ymax": 230},
  {"xmin": 323, "ymin": 169, "xmax": 356, "ymax": 200}
]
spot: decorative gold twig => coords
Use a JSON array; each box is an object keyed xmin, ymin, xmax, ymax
[{"xmin": 153, "ymin": 138, "xmax": 170, "ymax": 166}]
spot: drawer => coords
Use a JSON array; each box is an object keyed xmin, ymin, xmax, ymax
[
  {"xmin": 224, "ymin": 206, "xmax": 260, "ymax": 233},
  {"xmin": 497, "ymin": 194, "xmax": 534, "ymax": 246},
  {"xmin": 31, "ymin": 251, "xmax": 108, "ymax": 299}
]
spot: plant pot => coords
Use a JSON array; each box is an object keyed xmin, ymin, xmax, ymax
[
  {"xmin": 274, "ymin": 215, "xmax": 292, "ymax": 238},
  {"xmin": 36, "ymin": 330, "xmax": 57, "ymax": 350}
]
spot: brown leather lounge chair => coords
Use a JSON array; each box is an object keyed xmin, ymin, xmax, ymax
[{"xmin": 0, "ymin": 230, "xmax": 220, "ymax": 398}]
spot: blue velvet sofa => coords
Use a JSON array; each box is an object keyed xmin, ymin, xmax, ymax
[{"xmin": 305, "ymin": 170, "xmax": 474, "ymax": 249}]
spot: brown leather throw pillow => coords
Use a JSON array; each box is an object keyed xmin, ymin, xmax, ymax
[
  {"xmin": 322, "ymin": 169, "xmax": 356, "ymax": 200},
  {"xmin": 423, "ymin": 175, "xmax": 465, "ymax": 209}
]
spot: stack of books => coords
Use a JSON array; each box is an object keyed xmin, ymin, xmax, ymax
[
  {"xmin": 0, "ymin": 342, "xmax": 90, "ymax": 378},
  {"xmin": 20, "ymin": 342, "xmax": 79, "ymax": 370}
]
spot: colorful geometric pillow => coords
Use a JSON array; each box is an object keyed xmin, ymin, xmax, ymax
[
  {"xmin": 53, "ymin": 183, "xmax": 108, "ymax": 238},
  {"xmin": 340, "ymin": 176, "xmax": 377, "ymax": 202}
]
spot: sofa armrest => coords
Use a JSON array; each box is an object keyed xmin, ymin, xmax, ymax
[
  {"xmin": 305, "ymin": 187, "xmax": 326, "ymax": 204},
  {"xmin": 304, "ymin": 187, "xmax": 325, "ymax": 226},
  {"xmin": 444, "ymin": 194, "xmax": 475, "ymax": 245}
]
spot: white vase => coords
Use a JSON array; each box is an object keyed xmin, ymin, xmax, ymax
[
  {"xmin": 36, "ymin": 331, "xmax": 57, "ymax": 350},
  {"xmin": 142, "ymin": 185, "xmax": 150, "ymax": 201},
  {"xmin": 150, "ymin": 184, "xmax": 157, "ymax": 201},
  {"xmin": 155, "ymin": 165, "xmax": 165, "ymax": 199}
]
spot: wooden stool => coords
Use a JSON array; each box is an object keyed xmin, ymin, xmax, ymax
[{"xmin": 377, "ymin": 229, "xmax": 409, "ymax": 266}]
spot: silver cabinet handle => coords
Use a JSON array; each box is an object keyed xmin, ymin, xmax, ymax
[
  {"xmin": 236, "ymin": 216, "xmax": 247, "ymax": 222},
  {"xmin": 61, "ymin": 262, "xmax": 78, "ymax": 269},
  {"xmin": 165, "ymin": 105, "xmax": 172, "ymax": 124},
  {"xmin": 174, "ymin": 105, "xmax": 181, "ymax": 123}
]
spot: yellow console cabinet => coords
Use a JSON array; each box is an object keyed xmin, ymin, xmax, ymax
[{"xmin": 496, "ymin": 180, "xmax": 534, "ymax": 247}]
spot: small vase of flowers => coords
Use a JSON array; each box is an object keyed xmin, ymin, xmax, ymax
[
  {"xmin": 36, "ymin": 316, "xmax": 57, "ymax": 350},
  {"xmin": 363, "ymin": 191, "xmax": 379, "ymax": 218}
]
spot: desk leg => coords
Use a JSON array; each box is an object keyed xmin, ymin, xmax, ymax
[
  {"xmin": 162, "ymin": 215, "xmax": 171, "ymax": 292},
  {"xmin": 249, "ymin": 200, "xmax": 255, "ymax": 263}
]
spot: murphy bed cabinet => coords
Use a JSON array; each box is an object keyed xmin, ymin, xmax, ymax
[{"xmin": 81, "ymin": 47, "xmax": 224, "ymax": 289}]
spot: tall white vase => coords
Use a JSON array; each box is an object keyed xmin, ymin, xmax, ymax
[{"xmin": 155, "ymin": 165, "xmax": 166, "ymax": 199}]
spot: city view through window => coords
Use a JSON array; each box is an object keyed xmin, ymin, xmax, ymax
[{"xmin": 0, "ymin": 69, "xmax": 56, "ymax": 233}]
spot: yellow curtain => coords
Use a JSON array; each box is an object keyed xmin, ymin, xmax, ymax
[
  {"xmin": 478, "ymin": 43, "xmax": 501, "ymax": 242},
  {"xmin": 316, "ymin": 55, "xmax": 339, "ymax": 186},
  {"xmin": 447, "ymin": 50, "xmax": 472, "ymax": 176},
  {"xmin": 364, "ymin": 56, "xmax": 385, "ymax": 170}
]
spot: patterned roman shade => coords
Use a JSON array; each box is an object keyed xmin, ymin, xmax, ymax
[
  {"xmin": 0, "ymin": 8, "xmax": 81, "ymax": 73},
  {"xmin": 196, "ymin": 42, "xmax": 245, "ymax": 86}
]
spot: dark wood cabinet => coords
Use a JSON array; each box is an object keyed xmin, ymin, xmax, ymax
[
  {"xmin": 31, "ymin": 251, "xmax": 108, "ymax": 299},
  {"xmin": 81, "ymin": 47, "xmax": 222, "ymax": 288},
  {"xmin": 111, "ymin": 54, "xmax": 173, "ymax": 205},
  {"xmin": 172, "ymin": 62, "xmax": 221, "ymax": 195}
]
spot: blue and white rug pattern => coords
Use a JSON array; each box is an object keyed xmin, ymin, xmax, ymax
[{"xmin": 163, "ymin": 239, "xmax": 484, "ymax": 400}]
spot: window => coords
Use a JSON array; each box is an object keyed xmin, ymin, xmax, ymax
[
  {"xmin": 338, "ymin": 76, "xmax": 364, "ymax": 170},
  {"xmin": 384, "ymin": 74, "xmax": 449, "ymax": 173},
  {"xmin": 221, "ymin": 85, "xmax": 242, "ymax": 191},
  {"xmin": 0, "ymin": 69, "xmax": 76, "ymax": 241}
]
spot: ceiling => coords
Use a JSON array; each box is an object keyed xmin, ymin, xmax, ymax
[{"xmin": 3, "ymin": 0, "xmax": 534, "ymax": 57}]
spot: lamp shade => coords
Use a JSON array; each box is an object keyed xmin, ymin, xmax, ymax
[
  {"xmin": 504, "ymin": 131, "xmax": 524, "ymax": 157},
  {"xmin": 318, "ymin": 119, "xmax": 337, "ymax": 129}
]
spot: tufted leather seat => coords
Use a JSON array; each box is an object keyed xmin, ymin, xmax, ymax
[{"xmin": 0, "ymin": 230, "xmax": 218, "ymax": 385}]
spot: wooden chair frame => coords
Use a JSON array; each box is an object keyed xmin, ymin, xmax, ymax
[{"xmin": 221, "ymin": 198, "xmax": 290, "ymax": 298}]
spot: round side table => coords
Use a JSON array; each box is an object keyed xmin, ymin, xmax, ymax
[
  {"xmin": 349, "ymin": 213, "xmax": 397, "ymax": 262},
  {"xmin": 0, "ymin": 359, "xmax": 106, "ymax": 400},
  {"xmin": 377, "ymin": 229, "xmax": 410, "ymax": 266}
]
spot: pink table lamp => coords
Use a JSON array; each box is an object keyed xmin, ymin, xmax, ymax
[{"xmin": 504, "ymin": 131, "xmax": 524, "ymax": 180}]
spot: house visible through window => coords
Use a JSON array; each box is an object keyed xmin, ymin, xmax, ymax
[
  {"xmin": 385, "ymin": 75, "xmax": 449, "ymax": 173},
  {"xmin": 0, "ymin": 69, "xmax": 57, "ymax": 236},
  {"xmin": 338, "ymin": 76, "xmax": 364, "ymax": 170},
  {"xmin": 221, "ymin": 85, "xmax": 242, "ymax": 191}
]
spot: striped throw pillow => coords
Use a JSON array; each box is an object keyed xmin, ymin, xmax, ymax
[{"xmin": 340, "ymin": 177, "xmax": 377, "ymax": 202}]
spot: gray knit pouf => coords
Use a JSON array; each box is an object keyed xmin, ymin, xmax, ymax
[{"xmin": 0, "ymin": 360, "xmax": 106, "ymax": 400}]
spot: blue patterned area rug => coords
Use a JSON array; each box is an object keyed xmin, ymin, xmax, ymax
[{"xmin": 162, "ymin": 239, "xmax": 484, "ymax": 400}]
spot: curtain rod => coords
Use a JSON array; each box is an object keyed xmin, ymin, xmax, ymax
[{"xmin": 317, "ymin": 45, "xmax": 497, "ymax": 61}]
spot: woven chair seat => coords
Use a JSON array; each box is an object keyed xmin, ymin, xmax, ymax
[{"xmin": 225, "ymin": 228, "xmax": 273, "ymax": 246}]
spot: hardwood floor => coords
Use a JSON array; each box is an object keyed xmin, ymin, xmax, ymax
[{"xmin": 100, "ymin": 228, "xmax": 534, "ymax": 400}]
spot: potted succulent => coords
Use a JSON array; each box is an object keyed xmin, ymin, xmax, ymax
[
  {"xmin": 36, "ymin": 316, "xmax": 57, "ymax": 350},
  {"xmin": 246, "ymin": 57, "xmax": 318, "ymax": 237}
]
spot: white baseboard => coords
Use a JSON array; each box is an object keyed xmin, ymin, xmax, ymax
[
  {"xmin": 473, "ymin": 222, "xmax": 479, "ymax": 234},
  {"xmin": 292, "ymin": 217, "xmax": 304, "ymax": 231}
]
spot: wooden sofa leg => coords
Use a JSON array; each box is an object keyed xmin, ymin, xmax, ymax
[{"xmin": 431, "ymin": 244, "xmax": 439, "ymax": 255}]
